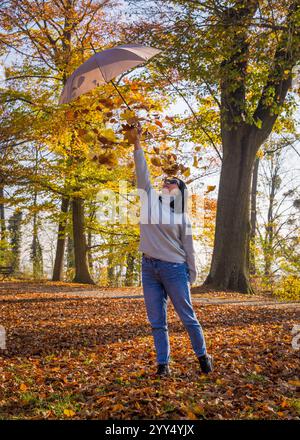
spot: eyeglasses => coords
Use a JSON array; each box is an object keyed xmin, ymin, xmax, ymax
[{"xmin": 163, "ymin": 178, "xmax": 180, "ymax": 186}]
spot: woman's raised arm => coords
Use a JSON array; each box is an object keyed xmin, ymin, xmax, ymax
[{"xmin": 129, "ymin": 123, "xmax": 152, "ymax": 193}]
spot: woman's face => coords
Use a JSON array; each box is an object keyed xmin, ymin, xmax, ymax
[{"xmin": 162, "ymin": 178, "xmax": 181, "ymax": 195}]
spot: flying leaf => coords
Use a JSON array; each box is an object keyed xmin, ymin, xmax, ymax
[{"xmin": 206, "ymin": 185, "xmax": 216, "ymax": 193}]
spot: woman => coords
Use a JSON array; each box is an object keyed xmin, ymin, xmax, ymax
[{"xmin": 130, "ymin": 122, "xmax": 213, "ymax": 377}]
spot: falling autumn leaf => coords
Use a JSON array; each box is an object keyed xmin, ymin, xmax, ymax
[{"xmin": 206, "ymin": 185, "xmax": 216, "ymax": 193}]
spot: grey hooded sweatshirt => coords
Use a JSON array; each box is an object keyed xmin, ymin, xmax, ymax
[{"xmin": 133, "ymin": 148, "xmax": 197, "ymax": 284}]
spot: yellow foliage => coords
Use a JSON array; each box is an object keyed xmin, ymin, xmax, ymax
[
  {"xmin": 273, "ymin": 276, "xmax": 300, "ymax": 301},
  {"xmin": 100, "ymin": 128, "xmax": 117, "ymax": 143},
  {"xmin": 256, "ymin": 149, "xmax": 264, "ymax": 159}
]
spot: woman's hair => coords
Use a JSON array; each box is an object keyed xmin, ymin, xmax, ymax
[
  {"xmin": 172, "ymin": 177, "xmax": 188, "ymax": 213},
  {"xmin": 159, "ymin": 177, "xmax": 188, "ymax": 214}
]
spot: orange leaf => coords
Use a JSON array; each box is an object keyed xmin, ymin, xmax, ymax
[
  {"xmin": 112, "ymin": 403, "xmax": 125, "ymax": 412},
  {"xmin": 19, "ymin": 383, "xmax": 28, "ymax": 392}
]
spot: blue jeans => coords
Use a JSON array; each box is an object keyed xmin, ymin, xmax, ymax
[{"xmin": 141, "ymin": 254, "xmax": 207, "ymax": 364}]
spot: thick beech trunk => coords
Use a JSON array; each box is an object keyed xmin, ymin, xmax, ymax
[
  {"xmin": 203, "ymin": 130, "xmax": 257, "ymax": 293},
  {"xmin": 203, "ymin": 0, "xmax": 295, "ymax": 293}
]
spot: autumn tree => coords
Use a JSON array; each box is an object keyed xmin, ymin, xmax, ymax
[
  {"xmin": 0, "ymin": 0, "xmax": 121, "ymax": 283},
  {"xmin": 125, "ymin": 0, "xmax": 300, "ymax": 292},
  {"xmin": 1, "ymin": 0, "xmax": 176, "ymax": 284}
]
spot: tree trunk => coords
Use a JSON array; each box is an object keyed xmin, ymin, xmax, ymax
[
  {"xmin": 87, "ymin": 229, "xmax": 93, "ymax": 272},
  {"xmin": 31, "ymin": 192, "xmax": 43, "ymax": 279},
  {"xmin": 8, "ymin": 210, "xmax": 22, "ymax": 274},
  {"xmin": 125, "ymin": 253, "xmax": 135, "ymax": 286},
  {"xmin": 0, "ymin": 183, "xmax": 7, "ymax": 264},
  {"xmin": 107, "ymin": 243, "xmax": 115, "ymax": 287},
  {"xmin": 72, "ymin": 197, "xmax": 95, "ymax": 284},
  {"xmin": 248, "ymin": 156, "xmax": 260, "ymax": 275},
  {"xmin": 0, "ymin": 184, "xmax": 6, "ymax": 242},
  {"xmin": 264, "ymin": 165, "xmax": 277, "ymax": 277},
  {"xmin": 67, "ymin": 233, "xmax": 75, "ymax": 271},
  {"xmin": 52, "ymin": 197, "xmax": 69, "ymax": 281},
  {"xmin": 87, "ymin": 205, "xmax": 96, "ymax": 273},
  {"xmin": 203, "ymin": 131, "xmax": 257, "ymax": 293}
]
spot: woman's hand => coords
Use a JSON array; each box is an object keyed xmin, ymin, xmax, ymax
[{"xmin": 129, "ymin": 121, "xmax": 142, "ymax": 149}]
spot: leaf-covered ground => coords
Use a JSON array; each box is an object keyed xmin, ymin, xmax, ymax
[{"xmin": 0, "ymin": 282, "xmax": 299, "ymax": 420}]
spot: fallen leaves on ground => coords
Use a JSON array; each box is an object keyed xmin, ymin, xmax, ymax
[{"xmin": 0, "ymin": 283, "xmax": 299, "ymax": 420}]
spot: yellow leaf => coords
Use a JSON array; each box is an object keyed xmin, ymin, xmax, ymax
[
  {"xmin": 192, "ymin": 405, "xmax": 205, "ymax": 416},
  {"xmin": 120, "ymin": 110, "xmax": 136, "ymax": 122},
  {"xmin": 183, "ymin": 167, "xmax": 191, "ymax": 177},
  {"xmin": 64, "ymin": 409, "xmax": 75, "ymax": 417},
  {"xmin": 256, "ymin": 149, "xmax": 264, "ymax": 159},
  {"xmin": 206, "ymin": 185, "xmax": 216, "ymax": 193},
  {"xmin": 198, "ymin": 374, "xmax": 208, "ymax": 380},
  {"xmin": 101, "ymin": 128, "xmax": 117, "ymax": 143}
]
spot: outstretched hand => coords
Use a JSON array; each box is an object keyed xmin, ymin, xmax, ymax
[
  {"xmin": 129, "ymin": 120, "xmax": 142, "ymax": 135},
  {"xmin": 124, "ymin": 120, "xmax": 142, "ymax": 148}
]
